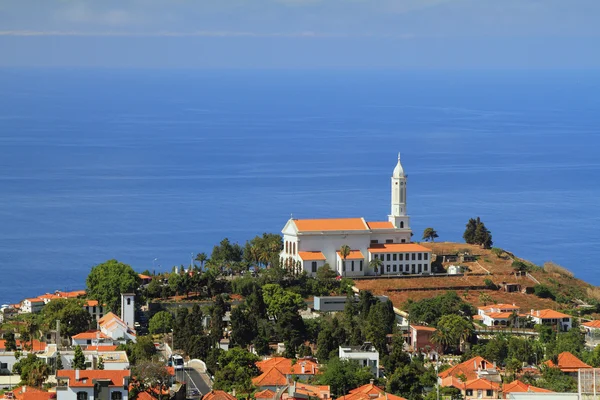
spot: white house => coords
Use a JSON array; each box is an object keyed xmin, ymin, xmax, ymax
[
  {"xmin": 339, "ymin": 342, "xmax": 380, "ymax": 377},
  {"xmin": 56, "ymin": 369, "xmax": 130, "ymax": 400},
  {"xmin": 20, "ymin": 298, "xmax": 45, "ymax": 314},
  {"xmin": 280, "ymin": 154, "xmax": 431, "ymax": 277},
  {"xmin": 582, "ymin": 320, "xmax": 600, "ymax": 347},
  {"xmin": 98, "ymin": 313, "xmax": 136, "ymax": 343},
  {"xmin": 84, "ymin": 300, "xmax": 106, "ymax": 322},
  {"xmin": 477, "ymin": 304, "xmax": 522, "ymax": 327},
  {"xmin": 71, "ymin": 331, "xmax": 112, "ymax": 347},
  {"xmin": 527, "ymin": 309, "xmax": 572, "ymax": 331}
]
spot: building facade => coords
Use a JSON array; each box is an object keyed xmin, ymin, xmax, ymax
[
  {"xmin": 339, "ymin": 343, "xmax": 380, "ymax": 378},
  {"xmin": 280, "ymin": 155, "xmax": 431, "ymax": 277}
]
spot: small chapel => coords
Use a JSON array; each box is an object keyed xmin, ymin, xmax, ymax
[{"xmin": 280, "ymin": 154, "xmax": 432, "ymax": 277}]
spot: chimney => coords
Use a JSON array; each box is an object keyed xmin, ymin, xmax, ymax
[
  {"xmin": 76, "ymin": 369, "xmax": 80, "ymax": 380},
  {"xmin": 301, "ymin": 362, "xmax": 306, "ymax": 374},
  {"xmin": 23, "ymin": 387, "xmax": 26, "ymax": 393},
  {"xmin": 370, "ymin": 379, "xmax": 374, "ymax": 385}
]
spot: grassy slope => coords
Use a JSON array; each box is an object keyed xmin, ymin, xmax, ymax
[{"xmin": 355, "ymin": 242, "xmax": 595, "ymax": 313}]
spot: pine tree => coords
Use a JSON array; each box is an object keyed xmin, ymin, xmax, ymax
[
  {"xmin": 97, "ymin": 356, "xmax": 104, "ymax": 370},
  {"xmin": 463, "ymin": 218, "xmax": 478, "ymax": 244},
  {"xmin": 56, "ymin": 352, "xmax": 63, "ymax": 371},
  {"xmin": 73, "ymin": 345, "xmax": 86, "ymax": 370}
]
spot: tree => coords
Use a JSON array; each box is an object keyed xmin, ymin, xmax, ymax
[
  {"xmin": 386, "ymin": 363, "xmax": 426, "ymax": 399},
  {"xmin": 86, "ymin": 259, "xmax": 139, "ymax": 312},
  {"xmin": 339, "ymin": 245, "xmax": 351, "ymax": 277},
  {"xmin": 195, "ymin": 252, "xmax": 208, "ymax": 269},
  {"xmin": 4, "ymin": 332, "xmax": 17, "ymax": 352},
  {"xmin": 538, "ymin": 366, "xmax": 577, "ymax": 392},
  {"xmin": 262, "ymin": 284, "xmax": 306, "ymax": 321},
  {"xmin": 478, "ymin": 292, "xmax": 492, "ymax": 306},
  {"xmin": 422, "ymin": 228, "xmax": 439, "ymax": 242},
  {"xmin": 56, "ymin": 352, "xmax": 63, "ymax": 371},
  {"xmin": 213, "ymin": 347, "xmax": 260, "ymax": 393},
  {"xmin": 463, "ymin": 217, "xmax": 493, "ymax": 249},
  {"xmin": 211, "ymin": 238, "xmax": 244, "ymax": 266},
  {"xmin": 13, "ymin": 354, "xmax": 50, "ymax": 387},
  {"xmin": 73, "ymin": 345, "xmax": 86, "ymax": 370},
  {"xmin": 149, "ymin": 311, "xmax": 174, "ymax": 334},
  {"xmin": 40, "ymin": 298, "xmax": 92, "ymax": 336},
  {"xmin": 369, "ymin": 258, "xmax": 383, "ymax": 275},
  {"xmin": 317, "ymin": 358, "xmax": 373, "ymax": 397},
  {"xmin": 432, "ymin": 314, "xmax": 474, "ymax": 354},
  {"xmin": 133, "ymin": 359, "xmax": 173, "ymax": 400},
  {"xmin": 230, "ymin": 305, "xmax": 257, "ymax": 348},
  {"xmin": 97, "ymin": 356, "xmax": 104, "ymax": 370}
]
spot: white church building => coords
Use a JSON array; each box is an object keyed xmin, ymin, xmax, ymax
[{"xmin": 280, "ymin": 154, "xmax": 432, "ymax": 277}]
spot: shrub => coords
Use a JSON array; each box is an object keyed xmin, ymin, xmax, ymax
[
  {"xmin": 534, "ymin": 284, "xmax": 556, "ymax": 300},
  {"xmin": 512, "ymin": 261, "xmax": 529, "ymax": 272},
  {"xmin": 491, "ymin": 247, "xmax": 504, "ymax": 258},
  {"xmin": 586, "ymin": 287, "xmax": 600, "ymax": 302},
  {"xmin": 484, "ymin": 279, "xmax": 498, "ymax": 290},
  {"xmin": 543, "ymin": 262, "xmax": 574, "ymax": 278}
]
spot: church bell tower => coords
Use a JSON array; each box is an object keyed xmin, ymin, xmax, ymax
[{"xmin": 388, "ymin": 153, "xmax": 410, "ymax": 230}]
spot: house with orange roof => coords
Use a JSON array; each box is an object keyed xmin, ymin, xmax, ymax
[
  {"xmin": 6, "ymin": 386, "xmax": 56, "ymax": 400},
  {"xmin": 20, "ymin": 298, "xmax": 45, "ymax": 314},
  {"xmin": 544, "ymin": 351, "xmax": 591, "ymax": 375},
  {"xmin": 582, "ymin": 320, "xmax": 600, "ymax": 347},
  {"xmin": 443, "ymin": 378, "xmax": 500, "ymax": 400},
  {"xmin": 501, "ymin": 380, "xmax": 553, "ymax": 398},
  {"xmin": 83, "ymin": 300, "xmax": 106, "ymax": 322},
  {"xmin": 336, "ymin": 380, "xmax": 406, "ymax": 400},
  {"xmin": 98, "ymin": 312, "xmax": 136, "ymax": 343},
  {"xmin": 254, "ymin": 389, "xmax": 276, "ymax": 400},
  {"xmin": 405, "ymin": 325, "xmax": 440, "ymax": 359},
  {"xmin": 280, "ymin": 155, "xmax": 432, "ymax": 277},
  {"xmin": 202, "ymin": 391, "xmax": 237, "ymax": 400},
  {"xmin": 253, "ymin": 357, "xmax": 321, "ymax": 391},
  {"xmin": 283, "ymin": 382, "xmax": 331, "ymax": 400},
  {"xmin": 527, "ymin": 309, "xmax": 572, "ymax": 331},
  {"xmin": 477, "ymin": 304, "xmax": 526, "ymax": 327},
  {"xmin": 56, "ymin": 369, "xmax": 130, "ymax": 400},
  {"xmin": 439, "ymin": 357, "xmax": 501, "ymax": 386},
  {"xmin": 71, "ymin": 330, "xmax": 111, "ymax": 347}
]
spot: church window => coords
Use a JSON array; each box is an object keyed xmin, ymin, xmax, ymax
[
  {"xmin": 424, "ymin": 253, "xmax": 428, "ymax": 260},
  {"xmin": 292, "ymin": 242, "xmax": 296, "ymax": 255},
  {"xmin": 412, "ymin": 264, "xmax": 416, "ymax": 273},
  {"xmin": 393, "ymin": 265, "xmax": 397, "ymax": 272},
  {"xmin": 401, "ymin": 239, "xmax": 406, "ymax": 243},
  {"xmin": 418, "ymin": 264, "xmax": 422, "ymax": 273},
  {"xmin": 399, "ymin": 254, "xmax": 403, "ymax": 261},
  {"xmin": 285, "ymin": 242, "xmax": 288, "ymax": 253},
  {"xmin": 400, "ymin": 221, "xmax": 404, "ymax": 228},
  {"xmin": 311, "ymin": 262, "xmax": 317, "ymax": 273},
  {"xmin": 351, "ymin": 261, "xmax": 355, "ymax": 272},
  {"xmin": 418, "ymin": 253, "xmax": 422, "ymax": 261},
  {"xmin": 127, "ymin": 298, "xmax": 131, "ymax": 306},
  {"xmin": 423, "ymin": 265, "xmax": 428, "ymax": 272},
  {"xmin": 393, "ymin": 254, "xmax": 397, "ymax": 261},
  {"xmin": 370, "ymin": 240, "xmax": 378, "ymax": 244},
  {"xmin": 386, "ymin": 239, "xmax": 393, "ymax": 244},
  {"xmin": 360, "ymin": 260, "xmax": 363, "ymax": 271},
  {"xmin": 386, "ymin": 265, "xmax": 390, "ymax": 272},
  {"xmin": 412, "ymin": 253, "xmax": 416, "ymax": 261},
  {"xmin": 386, "ymin": 254, "xmax": 391, "ymax": 261}
]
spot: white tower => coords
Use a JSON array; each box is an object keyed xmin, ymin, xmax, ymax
[
  {"xmin": 120, "ymin": 293, "xmax": 135, "ymax": 330},
  {"xmin": 388, "ymin": 153, "xmax": 411, "ymax": 230}
]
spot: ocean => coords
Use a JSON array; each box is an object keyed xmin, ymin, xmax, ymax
[{"xmin": 1, "ymin": 68, "xmax": 599, "ymax": 305}]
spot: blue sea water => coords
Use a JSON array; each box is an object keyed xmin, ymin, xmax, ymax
[{"xmin": 1, "ymin": 68, "xmax": 599, "ymax": 305}]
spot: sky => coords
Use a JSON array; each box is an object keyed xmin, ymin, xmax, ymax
[{"xmin": 1, "ymin": 0, "xmax": 599, "ymax": 69}]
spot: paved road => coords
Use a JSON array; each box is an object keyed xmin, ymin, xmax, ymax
[{"xmin": 185, "ymin": 367, "xmax": 212, "ymax": 398}]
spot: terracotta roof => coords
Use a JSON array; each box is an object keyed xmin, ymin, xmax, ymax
[
  {"xmin": 544, "ymin": 352, "xmax": 592, "ymax": 372},
  {"xmin": 464, "ymin": 378, "xmax": 499, "ymax": 390},
  {"xmin": 256, "ymin": 357, "xmax": 320, "ymax": 376},
  {"xmin": 411, "ymin": 325, "xmax": 436, "ymax": 332},
  {"xmin": 337, "ymin": 250, "xmax": 365, "ymax": 260},
  {"xmin": 367, "ymin": 221, "xmax": 395, "ymax": 230},
  {"xmin": 138, "ymin": 274, "xmax": 152, "ymax": 280},
  {"xmin": 23, "ymin": 298, "xmax": 45, "ymax": 303},
  {"xmin": 583, "ymin": 320, "xmax": 600, "ymax": 329},
  {"xmin": 57, "ymin": 370, "xmax": 130, "ymax": 387},
  {"xmin": 487, "ymin": 312, "xmax": 513, "ymax": 319},
  {"xmin": 298, "ymin": 251, "xmax": 327, "ymax": 261},
  {"xmin": 368, "ymin": 243, "xmax": 431, "ymax": 253},
  {"xmin": 528, "ymin": 309, "xmax": 571, "ymax": 319},
  {"xmin": 254, "ymin": 389, "xmax": 276, "ymax": 399},
  {"xmin": 56, "ymin": 290, "xmax": 86, "ymax": 298},
  {"xmin": 202, "ymin": 391, "xmax": 237, "ymax": 400},
  {"xmin": 336, "ymin": 383, "xmax": 406, "ymax": 400},
  {"xmin": 439, "ymin": 356, "xmax": 494, "ymax": 382},
  {"xmin": 0, "ymin": 339, "xmax": 47, "ymax": 352},
  {"xmin": 98, "ymin": 312, "xmax": 119, "ymax": 325},
  {"xmin": 252, "ymin": 367, "xmax": 288, "ymax": 387},
  {"xmin": 293, "ymin": 218, "xmax": 368, "ymax": 232},
  {"xmin": 72, "ymin": 330, "xmax": 109, "ymax": 340},
  {"xmin": 503, "ymin": 380, "xmax": 553, "ymax": 394},
  {"xmin": 84, "ymin": 300, "xmax": 99, "ymax": 307},
  {"xmin": 473, "ymin": 315, "xmax": 483, "ymax": 320}
]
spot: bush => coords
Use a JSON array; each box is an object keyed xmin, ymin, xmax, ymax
[
  {"xmin": 484, "ymin": 279, "xmax": 498, "ymax": 290},
  {"xmin": 491, "ymin": 248, "xmax": 504, "ymax": 258},
  {"xmin": 534, "ymin": 284, "xmax": 556, "ymax": 300},
  {"xmin": 544, "ymin": 262, "xmax": 574, "ymax": 278},
  {"xmin": 512, "ymin": 261, "xmax": 529, "ymax": 273}
]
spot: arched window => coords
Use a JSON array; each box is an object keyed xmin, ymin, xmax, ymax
[
  {"xmin": 127, "ymin": 298, "xmax": 131, "ymax": 306},
  {"xmin": 285, "ymin": 241, "xmax": 288, "ymax": 254},
  {"xmin": 292, "ymin": 242, "xmax": 296, "ymax": 255},
  {"xmin": 400, "ymin": 221, "xmax": 404, "ymax": 228}
]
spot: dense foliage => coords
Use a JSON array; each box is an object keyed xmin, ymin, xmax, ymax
[
  {"xmin": 463, "ymin": 217, "xmax": 493, "ymax": 248},
  {"xmin": 86, "ymin": 259, "xmax": 139, "ymax": 312}
]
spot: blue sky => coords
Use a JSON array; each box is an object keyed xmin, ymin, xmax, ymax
[{"xmin": 1, "ymin": 0, "xmax": 599, "ymax": 68}]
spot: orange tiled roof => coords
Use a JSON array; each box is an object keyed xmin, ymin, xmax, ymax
[
  {"xmin": 292, "ymin": 382, "xmax": 330, "ymax": 397},
  {"xmin": 293, "ymin": 218, "xmax": 368, "ymax": 232},
  {"xmin": 84, "ymin": 300, "xmax": 99, "ymax": 307},
  {"xmin": 411, "ymin": 325, "xmax": 436, "ymax": 332},
  {"xmin": 487, "ymin": 312, "xmax": 514, "ymax": 319},
  {"xmin": 464, "ymin": 378, "xmax": 499, "ymax": 390},
  {"xmin": 256, "ymin": 357, "xmax": 320, "ymax": 376},
  {"xmin": 367, "ymin": 221, "xmax": 395, "ymax": 230},
  {"xmin": 72, "ymin": 330, "xmax": 109, "ymax": 340},
  {"xmin": 56, "ymin": 290, "xmax": 86, "ymax": 298},
  {"xmin": 57, "ymin": 370, "xmax": 130, "ymax": 387},
  {"xmin": 202, "ymin": 391, "xmax": 237, "ymax": 400},
  {"xmin": 503, "ymin": 380, "xmax": 553, "ymax": 394},
  {"xmin": 583, "ymin": 320, "xmax": 600, "ymax": 329},
  {"xmin": 1, "ymin": 339, "xmax": 47, "ymax": 352},
  {"xmin": 254, "ymin": 389, "xmax": 276, "ymax": 399},
  {"xmin": 23, "ymin": 298, "xmax": 45, "ymax": 303},
  {"xmin": 298, "ymin": 251, "xmax": 327, "ymax": 261},
  {"xmin": 368, "ymin": 243, "xmax": 431, "ymax": 253},
  {"xmin": 336, "ymin": 383, "xmax": 406, "ymax": 400},
  {"xmin": 544, "ymin": 352, "xmax": 591, "ymax": 372},
  {"xmin": 337, "ymin": 250, "xmax": 365, "ymax": 260},
  {"xmin": 529, "ymin": 309, "xmax": 571, "ymax": 319},
  {"xmin": 439, "ymin": 356, "xmax": 494, "ymax": 382},
  {"xmin": 139, "ymin": 274, "xmax": 152, "ymax": 280},
  {"xmin": 252, "ymin": 367, "xmax": 288, "ymax": 387}
]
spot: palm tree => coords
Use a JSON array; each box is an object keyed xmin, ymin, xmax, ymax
[
  {"xmin": 195, "ymin": 252, "xmax": 208, "ymax": 269},
  {"xmin": 422, "ymin": 227, "xmax": 439, "ymax": 242},
  {"xmin": 369, "ymin": 258, "xmax": 383, "ymax": 275},
  {"xmin": 259, "ymin": 248, "xmax": 271, "ymax": 268},
  {"xmin": 339, "ymin": 245, "xmax": 351, "ymax": 277}
]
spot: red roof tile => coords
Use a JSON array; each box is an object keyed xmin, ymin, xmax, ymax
[
  {"xmin": 298, "ymin": 251, "xmax": 327, "ymax": 261},
  {"xmin": 366, "ymin": 222, "xmax": 395, "ymax": 230},
  {"xmin": 202, "ymin": 391, "xmax": 237, "ymax": 400},
  {"xmin": 583, "ymin": 320, "xmax": 600, "ymax": 329},
  {"xmin": 336, "ymin": 250, "xmax": 365, "ymax": 260},
  {"xmin": 252, "ymin": 367, "xmax": 288, "ymax": 387},
  {"xmin": 544, "ymin": 352, "xmax": 591, "ymax": 372},
  {"xmin": 368, "ymin": 243, "xmax": 431, "ymax": 253},
  {"xmin": 439, "ymin": 357, "xmax": 494, "ymax": 382},
  {"xmin": 57, "ymin": 370, "xmax": 130, "ymax": 387},
  {"xmin": 503, "ymin": 380, "xmax": 553, "ymax": 394},
  {"xmin": 293, "ymin": 218, "xmax": 368, "ymax": 232},
  {"xmin": 254, "ymin": 389, "xmax": 276, "ymax": 399}
]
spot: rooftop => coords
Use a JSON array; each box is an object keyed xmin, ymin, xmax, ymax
[
  {"xmin": 293, "ymin": 218, "xmax": 368, "ymax": 232},
  {"xmin": 367, "ymin": 243, "xmax": 431, "ymax": 253}
]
